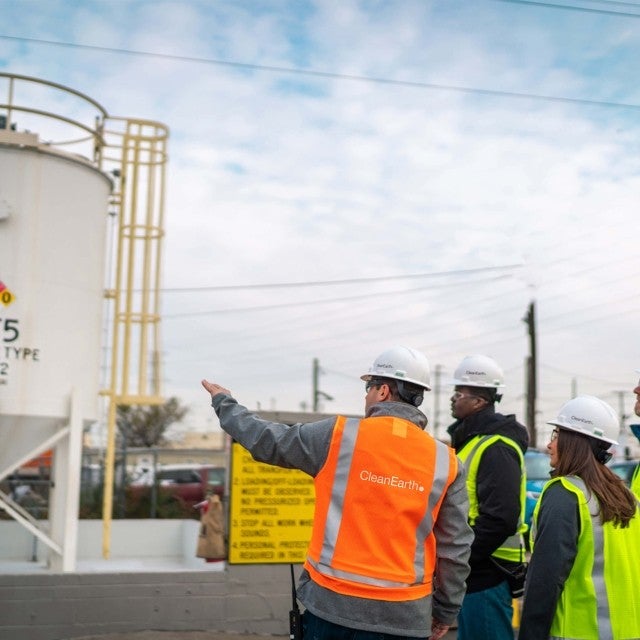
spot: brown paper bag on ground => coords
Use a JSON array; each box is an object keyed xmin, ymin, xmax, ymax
[{"xmin": 196, "ymin": 494, "xmax": 226, "ymax": 560}]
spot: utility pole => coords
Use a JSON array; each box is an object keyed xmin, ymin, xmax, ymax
[
  {"xmin": 613, "ymin": 390, "xmax": 626, "ymax": 425},
  {"xmin": 312, "ymin": 358, "xmax": 333, "ymax": 412},
  {"xmin": 312, "ymin": 358, "xmax": 319, "ymax": 411},
  {"xmin": 523, "ymin": 301, "xmax": 537, "ymax": 448},
  {"xmin": 612, "ymin": 390, "xmax": 628, "ymax": 459}
]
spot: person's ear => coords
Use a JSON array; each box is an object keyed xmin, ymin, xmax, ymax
[{"xmin": 378, "ymin": 383, "xmax": 391, "ymax": 402}]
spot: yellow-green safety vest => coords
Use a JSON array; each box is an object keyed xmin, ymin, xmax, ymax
[
  {"xmin": 531, "ymin": 476, "xmax": 640, "ymax": 640},
  {"xmin": 631, "ymin": 463, "xmax": 640, "ymax": 500},
  {"xmin": 457, "ymin": 434, "xmax": 527, "ymax": 562}
]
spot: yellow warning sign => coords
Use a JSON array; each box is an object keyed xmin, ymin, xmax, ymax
[
  {"xmin": 228, "ymin": 442, "xmax": 315, "ymax": 564},
  {"xmin": 0, "ymin": 281, "xmax": 15, "ymax": 307}
]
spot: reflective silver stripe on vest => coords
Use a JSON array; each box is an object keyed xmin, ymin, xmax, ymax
[
  {"xmin": 306, "ymin": 556, "xmax": 421, "ymax": 589},
  {"xmin": 413, "ymin": 439, "xmax": 453, "ymax": 583},
  {"xmin": 319, "ymin": 417, "xmax": 360, "ymax": 565},
  {"xmin": 498, "ymin": 531, "xmax": 525, "ymax": 557},
  {"xmin": 563, "ymin": 476, "xmax": 613, "ymax": 640},
  {"xmin": 462, "ymin": 436, "xmax": 486, "ymax": 462},
  {"xmin": 311, "ymin": 417, "xmax": 452, "ymax": 588}
]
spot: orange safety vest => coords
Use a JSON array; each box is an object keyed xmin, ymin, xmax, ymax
[{"xmin": 305, "ymin": 415, "xmax": 458, "ymax": 601}]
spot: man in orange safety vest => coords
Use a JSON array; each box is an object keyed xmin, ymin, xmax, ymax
[{"xmin": 202, "ymin": 346, "xmax": 472, "ymax": 640}]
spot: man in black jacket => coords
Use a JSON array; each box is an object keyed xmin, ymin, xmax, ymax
[{"xmin": 447, "ymin": 354, "xmax": 529, "ymax": 640}]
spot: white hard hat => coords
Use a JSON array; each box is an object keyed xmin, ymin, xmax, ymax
[
  {"xmin": 361, "ymin": 346, "xmax": 431, "ymax": 391},
  {"xmin": 547, "ymin": 395, "xmax": 619, "ymax": 445},
  {"xmin": 450, "ymin": 354, "xmax": 505, "ymax": 389}
]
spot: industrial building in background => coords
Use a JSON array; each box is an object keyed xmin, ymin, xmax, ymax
[{"xmin": 0, "ymin": 73, "xmax": 168, "ymax": 570}]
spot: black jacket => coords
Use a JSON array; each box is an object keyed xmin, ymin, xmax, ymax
[
  {"xmin": 518, "ymin": 482, "xmax": 580, "ymax": 640},
  {"xmin": 448, "ymin": 405, "xmax": 529, "ymax": 593}
]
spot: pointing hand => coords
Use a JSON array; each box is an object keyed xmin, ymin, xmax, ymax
[{"xmin": 201, "ymin": 379, "xmax": 231, "ymax": 397}]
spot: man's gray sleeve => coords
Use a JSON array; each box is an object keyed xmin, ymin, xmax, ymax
[
  {"xmin": 212, "ymin": 393, "xmax": 334, "ymax": 476},
  {"xmin": 431, "ymin": 460, "xmax": 473, "ymax": 625}
]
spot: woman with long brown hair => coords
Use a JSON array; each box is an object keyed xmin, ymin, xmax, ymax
[{"xmin": 519, "ymin": 395, "xmax": 640, "ymax": 640}]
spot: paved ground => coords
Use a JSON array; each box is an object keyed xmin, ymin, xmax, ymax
[
  {"xmin": 76, "ymin": 634, "xmax": 286, "ymax": 640},
  {"xmin": 75, "ymin": 628, "xmax": 459, "ymax": 639}
]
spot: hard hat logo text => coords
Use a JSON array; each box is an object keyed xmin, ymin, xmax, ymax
[{"xmin": 571, "ymin": 415, "xmax": 593, "ymax": 425}]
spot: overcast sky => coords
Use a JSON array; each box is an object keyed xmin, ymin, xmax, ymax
[{"xmin": 2, "ymin": 0, "xmax": 639, "ymax": 446}]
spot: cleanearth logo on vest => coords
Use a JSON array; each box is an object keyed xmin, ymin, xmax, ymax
[{"xmin": 360, "ymin": 469, "xmax": 424, "ymax": 492}]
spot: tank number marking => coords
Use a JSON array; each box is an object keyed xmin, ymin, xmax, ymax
[
  {"xmin": 0, "ymin": 283, "xmax": 15, "ymax": 307},
  {"xmin": 0, "ymin": 362, "xmax": 7, "ymax": 375},
  {"xmin": 1, "ymin": 290, "xmax": 14, "ymax": 306},
  {"xmin": 0, "ymin": 318, "xmax": 19, "ymax": 342},
  {"xmin": 3, "ymin": 346, "xmax": 39, "ymax": 360}
]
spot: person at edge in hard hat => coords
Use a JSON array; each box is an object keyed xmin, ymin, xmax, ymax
[
  {"xmin": 519, "ymin": 395, "xmax": 640, "ymax": 640},
  {"xmin": 201, "ymin": 346, "xmax": 473, "ymax": 640},
  {"xmin": 446, "ymin": 354, "xmax": 529, "ymax": 640},
  {"xmin": 631, "ymin": 370, "xmax": 640, "ymax": 499}
]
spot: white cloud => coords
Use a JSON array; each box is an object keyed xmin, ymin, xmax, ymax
[{"xmin": 1, "ymin": 0, "xmax": 639, "ymax": 445}]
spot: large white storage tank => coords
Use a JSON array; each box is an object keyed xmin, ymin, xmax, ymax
[
  {"xmin": 0, "ymin": 74, "xmax": 169, "ymax": 571},
  {"xmin": 0, "ymin": 132, "xmax": 111, "ymax": 471}
]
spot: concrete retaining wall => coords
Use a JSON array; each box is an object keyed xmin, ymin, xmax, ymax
[
  {"xmin": 0, "ymin": 520, "xmax": 205, "ymax": 568},
  {"xmin": 0, "ymin": 520, "xmax": 294, "ymax": 640},
  {"xmin": 0, "ymin": 564, "xmax": 292, "ymax": 640}
]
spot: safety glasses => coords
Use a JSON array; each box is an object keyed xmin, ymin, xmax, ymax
[
  {"xmin": 451, "ymin": 391, "xmax": 483, "ymax": 402},
  {"xmin": 365, "ymin": 379, "xmax": 385, "ymax": 393}
]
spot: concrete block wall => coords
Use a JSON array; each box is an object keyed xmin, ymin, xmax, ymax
[
  {"xmin": 0, "ymin": 564, "xmax": 293, "ymax": 640},
  {"xmin": 0, "ymin": 520, "xmax": 295, "ymax": 639},
  {"xmin": 0, "ymin": 520, "xmax": 204, "ymax": 567}
]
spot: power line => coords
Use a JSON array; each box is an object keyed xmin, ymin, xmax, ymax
[
  {"xmin": 164, "ymin": 257, "xmax": 638, "ymax": 349},
  {"xmin": 580, "ymin": 0, "xmax": 640, "ymax": 6},
  {"xmin": 588, "ymin": 0, "xmax": 640, "ymax": 5},
  {"xmin": 495, "ymin": 0, "xmax": 640, "ymax": 16},
  {"xmin": 163, "ymin": 259, "xmax": 638, "ymax": 364},
  {"xmin": 301, "ymin": 254, "xmax": 639, "ymax": 344},
  {"xmin": 163, "ymin": 274, "xmax": 513, "ymax": 318},
  {"xmin": 165, "ymin": 247, "xmax": 633, "ymax": 327},
  {"xmin": 542, "ymin": 303, "xmax": 640, "ymax": 333},
  {"xmin": 3, "ymin": 33, "xmax": 640, "ymax": 112},
  {"xmin": 541, "ymin": 363, "xmax": 630, "ymax": 386},
  {"xmin": 161, "ymin": 264, "xmax": 521, "ymax": 293}
]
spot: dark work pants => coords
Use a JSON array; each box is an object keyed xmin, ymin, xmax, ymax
[
  {"xmin": 302, "ymin": 610, "xmax": 429, "ymax": 640},
  {"xmin": 457, "ymin": 580, "xmax": 514, "ymax": 640}
]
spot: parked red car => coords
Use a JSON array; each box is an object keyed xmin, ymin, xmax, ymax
[{"xmin": 129, "ymin": 464, "xmax": 225, "ymax": 515}]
